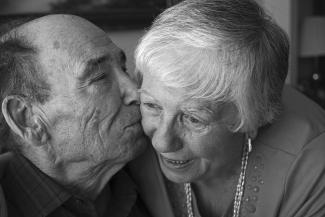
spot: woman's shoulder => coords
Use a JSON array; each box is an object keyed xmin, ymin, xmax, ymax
[
  {"xmin": 256, "ymin": 86, "xmax": 325, "ymax": 156},
  {"xmin": 249, "ymin": 132, "xmax": 325, "ymax": 217},
  {"xmin": 127, "ymin": 146, "xmax": 176, "ymax": 217},
  {"xmin": 246, "ymin": 86, "xmax": 325, "ymax": 217},
  {"xmin": 244, "ymin": 86, "xmax": 325, "ymax": 216}
]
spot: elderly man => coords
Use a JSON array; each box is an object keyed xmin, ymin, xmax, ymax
[{"xmin": 0, "ymin": 15, "xmax": 149, "ymax": 217}]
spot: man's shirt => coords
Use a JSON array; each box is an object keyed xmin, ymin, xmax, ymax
[{"xmin": 0, "ymin": 153, "xmax": 150, "ymax": 217}]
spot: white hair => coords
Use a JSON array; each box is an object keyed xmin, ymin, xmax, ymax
[{"xmin": 135, "ymin": 0, "xmax": 289, "ymax": 134}]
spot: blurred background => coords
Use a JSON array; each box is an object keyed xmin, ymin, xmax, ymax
[{"xmin": 1, "ymin": 0, "xmax": 325, "ymax": 108}]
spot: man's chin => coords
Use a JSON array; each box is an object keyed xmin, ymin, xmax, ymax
[{"xmin": 124, "ymin": 122, "xmax": 149, "ymax": 159}]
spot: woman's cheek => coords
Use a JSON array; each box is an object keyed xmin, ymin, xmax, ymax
[
  {"xmin": 141, "ymin": 115, "xmax": 156, "ymax": 138},
  {"xmin": 185, "ymin": 131, "xmax": 219, "ymax": 159}
]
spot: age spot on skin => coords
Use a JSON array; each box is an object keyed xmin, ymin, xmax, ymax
[
  {"xmin": 49, "ymin": 58, "xmax": 56, "ymax": 65},
  {"xmin": 53, "ymin": 40, "xmax": 60, "ymax": 49}
]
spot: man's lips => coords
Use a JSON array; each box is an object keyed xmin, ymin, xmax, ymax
[{"xmin": 124, "ymin": 118, "xmax": 141, "ymax": 129}]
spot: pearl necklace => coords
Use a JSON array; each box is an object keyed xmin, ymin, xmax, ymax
[{"xmin": 184, "ymin": 137, "xmax": 252, "ymax": 217}]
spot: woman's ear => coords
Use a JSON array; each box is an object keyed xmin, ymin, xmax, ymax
[{"xmin": 1, "ymin": 95, "xmax": 49, "ymax": 146}]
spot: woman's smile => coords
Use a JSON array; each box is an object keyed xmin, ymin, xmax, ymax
[{"xmin": 159, "ymin": 154, "xmax": 195, "ymax": 169}]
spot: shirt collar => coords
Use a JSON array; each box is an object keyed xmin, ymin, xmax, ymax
[
  {"xmin": 2, "ymin": 153, "xmax": 140, "ymax": 217},
  {"xmin": 104, "ymin": 168, "xmax": 139, "ymax": 217},
  {"xmin": 2, "ymin": 153, "xmax": 71, "ymax": 217}
]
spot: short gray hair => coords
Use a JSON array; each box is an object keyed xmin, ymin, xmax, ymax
[
  {"xmin": 0, "ymin": 19, "xmax": 51, "ymax": 151},
  {"xmin": 135, "ymin": 0, "xmax": 289, "ymax": 134}
]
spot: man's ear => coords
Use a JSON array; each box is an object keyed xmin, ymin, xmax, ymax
[{"xmin": 1, "ymin": 95, "xmax": 49, "ymax": 146}]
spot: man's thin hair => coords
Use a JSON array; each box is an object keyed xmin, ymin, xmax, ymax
[{"xmin": 0, "ymin": 19, "xmax": 51, "ymax": 152}]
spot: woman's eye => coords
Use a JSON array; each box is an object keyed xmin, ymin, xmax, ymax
[
  {"xmin": 186, "ymin": 115, "xmax": 200, "ymax": 123},
  {"xmin": 91, "ymin": 73, "xmax": 107, "ymax": 83},
  {"xmin": 141, "ymin": 102, "xmax": 162, "ymax": 111},
  {"xmin": 183, "ymin": 114, "xmax": 207, "ymax": 130}
]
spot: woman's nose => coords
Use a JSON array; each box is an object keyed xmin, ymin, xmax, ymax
[
  {"xmin": 152, "ymin": 118, "xmax": 183, "ymax": 153},
  {"xmin": 118, "ymin": 73, "xmax": 139, "ymax": 105}
]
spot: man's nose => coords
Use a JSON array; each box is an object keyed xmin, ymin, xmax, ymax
[
  {"xmin": 118, "ymin": 73, "xmax": 139, "ymax": 105},
  {"xmin": 152, "ymin": 117, "xmax": 183, "ymax": 153}
]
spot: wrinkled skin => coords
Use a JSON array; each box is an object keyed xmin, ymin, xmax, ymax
[
  {"xmin": 6, "ymin": 15, "xmax": 147, "ymax": 198},
  {"xmin": 140, "ymin": 73, "xmax": 244, "ymax": 184}
]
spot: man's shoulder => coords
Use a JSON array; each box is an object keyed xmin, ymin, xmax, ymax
[
  {"xmin": 0, "ymin": 152, "xmax": 12, "ymax": 217},
  {"xmin": 0, "ymin": 152, "xmax": 13, "ymax": 179},
  {"xmin": 0, "ymin": 184, "xmax": 7, "ymax": 217}
]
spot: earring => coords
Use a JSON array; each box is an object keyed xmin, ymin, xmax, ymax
[{"xmin": 247, "ymin": 137, "xmax": 252, "ymax": 153}]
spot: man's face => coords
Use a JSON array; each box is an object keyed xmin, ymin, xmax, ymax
[{"xmin": 24, "ymin": 16, "xmax": 147, "ymax": 168}]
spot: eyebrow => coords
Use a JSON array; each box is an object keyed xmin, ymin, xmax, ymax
[
  {"xmin": 78, "ymin": 54, "xmax": 111, "ymax": 81},
  {"xmin": 140, "ymin": 88, "xmax": 214, "ymax": 107}
]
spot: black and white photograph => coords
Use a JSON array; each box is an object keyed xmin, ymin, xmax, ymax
[{"xmin": 0, "ymin": 0, "xmax": 325, "ymax": 217}]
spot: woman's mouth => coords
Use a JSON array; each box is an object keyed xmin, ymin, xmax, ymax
[{"xmin": 160, "ymin": 155, "xmax": 194, "ymax": 169}]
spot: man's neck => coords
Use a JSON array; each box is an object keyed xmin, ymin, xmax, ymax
[{"xmin": 25, "ymin": 151, "xmax": 125, "ymax": 200}]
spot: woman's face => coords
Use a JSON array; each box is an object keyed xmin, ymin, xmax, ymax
[{"xmin": 140, "ymin": 73, "xmax": 244, "ymax": 183}]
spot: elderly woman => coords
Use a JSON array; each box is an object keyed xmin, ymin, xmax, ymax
[{"xmin": 128, "ymin": 0, "xmax": 325, "ymax": 217}]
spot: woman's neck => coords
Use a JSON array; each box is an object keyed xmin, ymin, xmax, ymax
[
  {"xmin": 191, "ymin": 142, "xmax": 243, "ymax": 217},
  {"xmin": 192, "ymin": 170, "xmax": 240, "ymax": 217}
]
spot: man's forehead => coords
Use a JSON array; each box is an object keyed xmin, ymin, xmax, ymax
[
  {"xmin": 9, "ymin": 15, "xmax": 124, "ymax": 80},
  {"xmin": 12, "ymin": 15, "xmax": 115, "ymax": 55}
]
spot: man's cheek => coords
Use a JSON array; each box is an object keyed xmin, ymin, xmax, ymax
[{"xmin": 80, "ymin": 108, "xmax": 102, "ymax": 146}]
